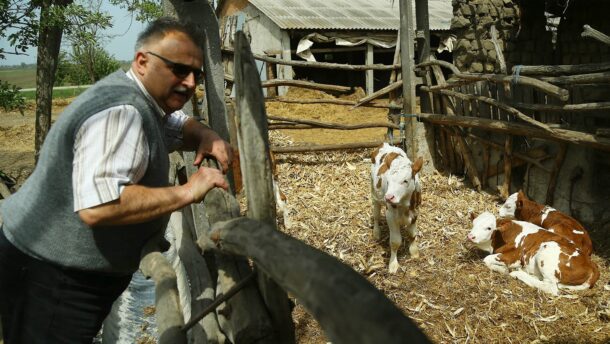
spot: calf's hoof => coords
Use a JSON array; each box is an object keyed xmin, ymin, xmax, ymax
[{"xmin": 388, "ymin": 261, "xmax": 399, "ymax": 274}]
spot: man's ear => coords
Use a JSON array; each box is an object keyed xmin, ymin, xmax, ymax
[{"xmin": 133, "ymin": 51, "xmax": 148, "ymax": 76}]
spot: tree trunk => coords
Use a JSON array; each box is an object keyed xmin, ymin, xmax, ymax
[{"xmin": 35, "ymin": 0, "xmax": 73, "ymax": 163}]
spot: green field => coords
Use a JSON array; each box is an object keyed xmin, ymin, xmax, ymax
[
  {"xmin": 19, "ymin": 86, "xmax": 89, "ymax": 100},
  {"xmin": 0, "ymin": 66, "xmax": 37, "ymax": 88}
]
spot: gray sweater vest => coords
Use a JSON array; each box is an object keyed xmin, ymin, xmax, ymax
[{"xmin": 0, "ymin": 70, "xmax": 170, "ymax": 274}]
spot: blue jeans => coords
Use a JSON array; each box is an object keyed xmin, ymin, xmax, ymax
[{"xmin": 0, "ymin": 227, "xmax": 132, "ymax": 344}]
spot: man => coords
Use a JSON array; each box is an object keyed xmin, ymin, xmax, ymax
[{"xmin": 0, "ymin": 17, "xmax": 232, "ymax": 343}]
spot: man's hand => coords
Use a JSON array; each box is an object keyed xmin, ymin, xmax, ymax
[
  {"xmin": 193, "ymin": 135, "xmax": 233, "ymax": 173},
  {"xmin": 186, "ymin": 166, "xmax": 229, "ymax": 203},
  {"xmin": 183, "ymin": 118, "xmax": 234, "ymax": 173}
]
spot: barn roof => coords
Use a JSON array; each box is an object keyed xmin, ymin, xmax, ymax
[{"xmin": 248, "ymin": 0, "xmax": 453, "ymax": 31}]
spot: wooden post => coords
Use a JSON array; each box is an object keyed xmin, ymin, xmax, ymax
[
  {"xmin": 233, "ymin": 31, "xmax": 295, "ymax": 343},
  {"xmin": 415, "ymin": 0, "xmax": 430, "ymax": 64},
  {"xmin": 546, "ymin": 143, "xmax": 568, "ymax": 205},
  {"xmin": 279, "ymin": 31, "xmax": 293, "ymax": 96},
  {"xmin": 501, "ymin": 135, "xmax": 513, "ymax": 200},
  {"xmin": 366, "ymin": 43, "xmax": 374, "ymax": 95},
  {"xmin": 206, "ymin": 217, "xmax": 432, "ymax": 344},
  {"xmin": 399, "ymin": 0, "xmax": 417, "ymax": 158},
  {"xmin": 265, "ymin": 58, "xmax": 278, "ymax": 97}
]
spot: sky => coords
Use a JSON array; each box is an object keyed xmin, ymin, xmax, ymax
[{"xmin": 0, "ymin": 2, "xmax": 147, "ymax": 66}]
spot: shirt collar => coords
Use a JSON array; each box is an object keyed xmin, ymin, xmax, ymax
[{"xmin": 126, "ymin": 68, "xmax": 166, "ymax": 119}]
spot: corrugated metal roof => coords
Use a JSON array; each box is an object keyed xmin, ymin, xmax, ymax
[{"xmin": 248, "ymin": 0, "xmax": 452, "ymax": 31}]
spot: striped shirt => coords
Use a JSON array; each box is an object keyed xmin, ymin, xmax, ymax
[{"xmin": 72, "ymin": 69, "xmax": 189, "ymax": 211}]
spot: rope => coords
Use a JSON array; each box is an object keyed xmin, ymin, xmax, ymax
[{"xmin": 512, "ymin": 64, "xmax": 523, "ymax": 87}]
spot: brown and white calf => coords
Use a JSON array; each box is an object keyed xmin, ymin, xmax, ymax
[
  {"xmin": 468, "ymin": 212, "xmax": 599, "ymax": 295},
  {"xmin": 499, "ymin": 191, "xmax": 593, "ymax": 255},
  {"xmin": 371, "ymin": 143, "xmax": 423, "ymax": 273}
]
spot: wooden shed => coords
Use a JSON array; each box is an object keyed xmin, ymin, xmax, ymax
[{"xmin": 242, "ymin": 0, "xmax": 453, "ymax": 95}]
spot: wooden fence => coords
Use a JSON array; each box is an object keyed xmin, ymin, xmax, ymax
[
  {"xmin": 120, "ymin": 5, "xmax": 610, "ymax": 344},
  {"xmin": 137, "ymin": 7, "xmax": 432, "ymax": 339}
]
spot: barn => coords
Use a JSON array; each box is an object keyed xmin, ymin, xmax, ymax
[{"xmin": 241, "ymin": 0, "xmax": 454, "ymax": 95}]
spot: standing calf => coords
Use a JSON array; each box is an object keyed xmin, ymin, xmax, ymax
[
  {"xmin": 371, "ymin": 143, "xmax": 423, "ymax": 273},
  {"xmin": 499, "ymin": 191, "xmax": 593, "ymax": 255},
  {"xmin": 468, "ymin": 212, "xmax": 599, "ymax": 296}
]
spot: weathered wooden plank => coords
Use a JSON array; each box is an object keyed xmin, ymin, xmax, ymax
[
  {"xmin": 546, "ymin": 143, "xmax": 569, "ymax": 205},
  {"xmin": 415, "ymin": 113, "xmax": 610, "ymax": 152},
  {"xmin": 233, "ymin": 31, "xmax": 295, "ymax": 343},
  {"xmin": 183, "ymin": 152, "xmax": 274, "ymax": 344},
  {"xmin": 140, "ymin": 250, "xmax": 187, "ymax": 344},
  {"xmin": 417, "ymin": 60, "xmax": 570, "ymax": 101},
  {"xmin": 204, "ymin": 217, "xmax": 432, "ymax": 344},
  {"xmin": 512, "ymin": 62, "xmax": 610, "ymax": 76},
  {"xmin": 222, "ymin": 46, "xmax": 399, "ymax": 71},
  {"xmin": 168, "ymin": 153, "xmax": 225, "ymax": 344},
  {"xmin": 269, "ymin": 97, "xmax": 402, "ymax": 109}
]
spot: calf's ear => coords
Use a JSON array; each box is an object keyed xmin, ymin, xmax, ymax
[
  {"xmin": 370, "ymin": 145, "xmax": 382, "ymax": 163},
  {"xmin": 412, "ymin": 157, "xmax": 424, "ymax": 174},
  {"xmin": 469, "ymin": 212, "xmax": 477, "ymax": 221}
]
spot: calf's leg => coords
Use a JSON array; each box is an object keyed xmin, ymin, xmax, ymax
[
  {"xmin": 386, "ymin": 209, "xmax": 402, "ymax": 273},
  {"xmin": 406, "ymin": 212, "xmax": 419, "ymax": 258},
  {"xmin": 483, "ymin": 254, "xmax": 510, "ymax": 274}
]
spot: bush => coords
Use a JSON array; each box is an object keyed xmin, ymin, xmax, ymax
[
  {"xmin": 55, "ymin": 46, "xmax": 121, "ymax": 86},
  {"xmin": 0, "ymin": 80, "xmax": 26, "ymax": 114}
]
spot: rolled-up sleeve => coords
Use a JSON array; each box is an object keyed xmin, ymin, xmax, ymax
[{"xmin": 72, "ymin": 105, "xmax": 149, "ymax": 211}]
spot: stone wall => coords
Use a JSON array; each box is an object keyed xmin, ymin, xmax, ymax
[{"xmin": 451, "ymin": 0, "xmax": 554, "ymax": 73}]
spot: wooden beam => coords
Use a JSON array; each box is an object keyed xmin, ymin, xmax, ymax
[
  {"xmin": 262, "ymin": 79, "xmax": 352, "ymax": 93},
  {"xmin": 420, "ymin": 86, "xmax": 555, "ymax": 133},
  {"xmin": 271, "ymin": 139, "xmax": 402, "ymax": 153},
  {"xmin": 513, "ymin": 101, "xmax": 610, "ymax": 112},
  {"xmin": 204, "ymin": 217, "xmax": 432, "ymax": 344},
  {"xmin": 267, "ymin": 115, "xmax": 398, "ymax": 130},
  {"xmin": 417, "ymin": 60, "xmax": 570, "ymax": 101},
  {"xmin": 581, "ymin": 24, "xmax": 610, "ymax": 46},
  {"xmin": 546, "ymin": 143, "xmax": 568, "ymax": 205},
  {"xmin": 400, "ymin": 0, "xmax": 418, "ymax": 158},
  {"xmin": 268, "ymin": 97, "xmax": 402, "ymax": 110},
  {"xmin": 366, "ymin": 43, "xmax": 374, "ymax": 95},
  {"xmin": 233, "ymin": 31, "xmax": 295, "ymax": 343},
  {"xmin": 222, "ymin": 46, "xmax": 399, "ymax": 71},
  {"xmin": 510, "ymin": 62, "xmax": 610, "ymax": 76},
  {"xmin": 501, "ymin": 135, "xmax": 513, "ymax": 200},
  {"xmin": 414, "ymin": 113, "xmax": 610, "ymax": 152},
  {"xmin": 540, "ymin": 72, "xmax": 610, "ymax": 85}
]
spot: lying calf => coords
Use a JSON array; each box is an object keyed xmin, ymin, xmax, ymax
[
  {"xmin": 371, "ymin": 143, "xmax": 423, "ymax": 273},
  {"xmin": 499, "ymin": 190, "xmax": 593, "ymax": 255},
  {"xmin": 468, "ymin": 212, "xmax": 599, "ymax": 296}
]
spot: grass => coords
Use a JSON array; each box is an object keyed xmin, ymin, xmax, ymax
[
  {"xmin": 19, "ymin": 86, "xmax": 89, "ymax": 100},
  {"xmin": 0, "ymin": 66, "xmax": 37, "ymax": 88}
]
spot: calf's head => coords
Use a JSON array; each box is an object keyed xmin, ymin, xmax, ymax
[
  {"xmin": 382, "ymin": 156, "xmax": 423, "ymax": 205},
  {"xmin": 498, "ymin": 190, "xmax": 527, "ymax": 218},
  {"xmin": 467, "ymin": 211, "xmax": 497, "ymax": 245}
]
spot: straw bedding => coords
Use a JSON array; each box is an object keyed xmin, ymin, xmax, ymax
[{"xmin": 258, "ymin": 88, "xmax": 610, "ymax": 344}]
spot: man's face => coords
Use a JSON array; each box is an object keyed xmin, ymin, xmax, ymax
[{"xmin": 134, "ymin": 31, "xmax": 203, "ymax": 114}]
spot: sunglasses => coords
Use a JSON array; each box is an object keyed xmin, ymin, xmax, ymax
[{"xmin": 146, "ymin": 51, "xmax": 203, "ymax": 83}]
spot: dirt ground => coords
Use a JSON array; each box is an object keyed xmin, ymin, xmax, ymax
[{"xmin": 1, "ymin": 88, "xmax": 610, "ymax": 343}]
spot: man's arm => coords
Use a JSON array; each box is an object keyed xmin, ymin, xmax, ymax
[{"xmin": 78, "ymin": 166, "xmax": 228, "ymax": 226}]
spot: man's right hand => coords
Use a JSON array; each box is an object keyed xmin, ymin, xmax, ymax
[{"xmin": 186, "ymin": 166, "xmax": 229, "ymax": 203}]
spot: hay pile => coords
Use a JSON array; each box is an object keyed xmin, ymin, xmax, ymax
[{"xmin": 263, "ymin": 89, "xmax": 610, "ymax": 343}]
